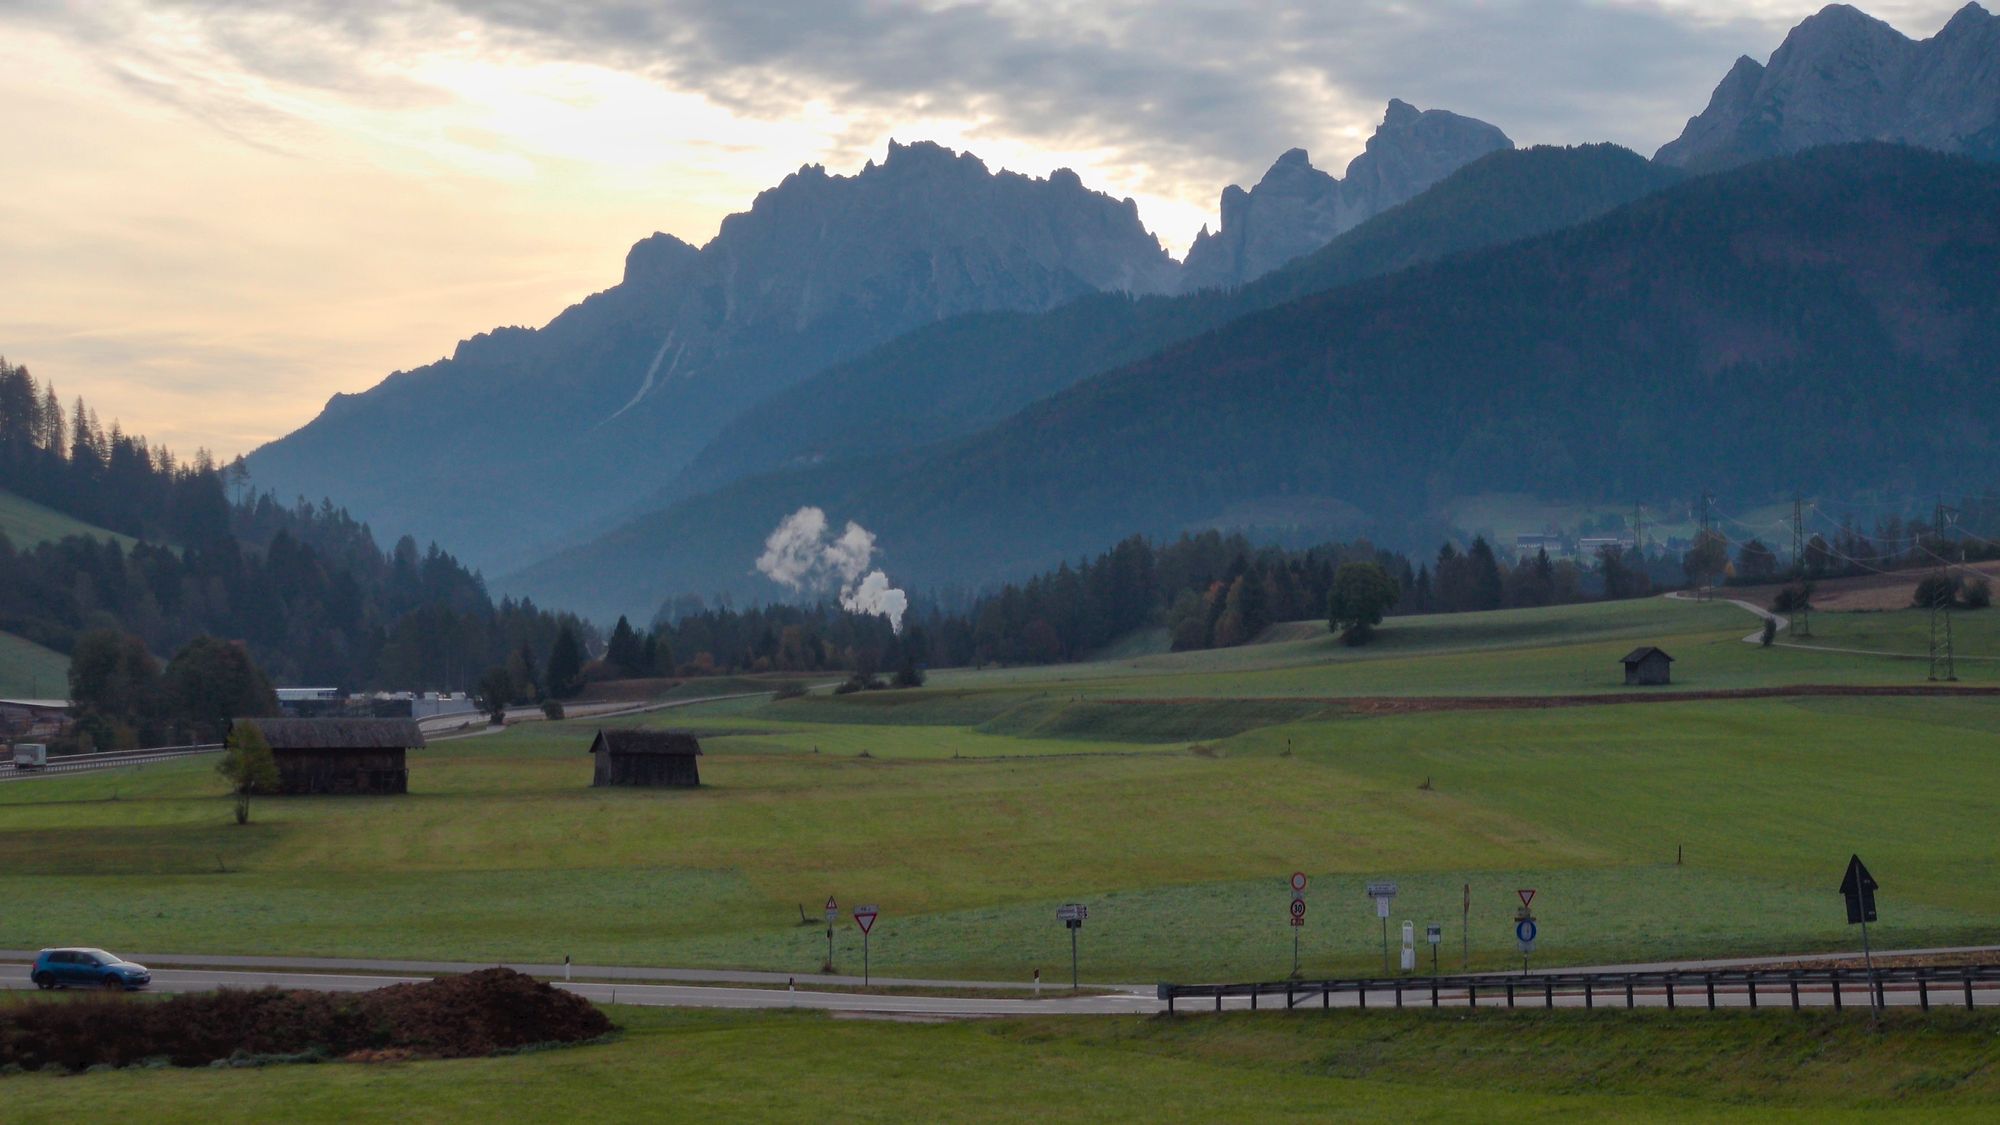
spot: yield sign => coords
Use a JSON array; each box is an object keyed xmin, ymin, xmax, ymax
[
  {"xmin": 853, "ymin": 905, "xmax": 879, "ymax": 934},
  {"xmin": 1839, "ymin": 855, "xmax": 1878, "ymax": 925},
  {"xmin": 1517, "ymin": 888, "xmax": 1537, "ymax": 909}
]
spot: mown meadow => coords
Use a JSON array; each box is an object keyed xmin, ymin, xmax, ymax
[{"xmin": 4, "ymin": 596, "xmax": 1996, "ymax": 982}]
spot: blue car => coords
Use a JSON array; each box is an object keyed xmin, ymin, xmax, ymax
[{"xmin": 30, "ymin": 948, "xmax": 152, "ymax": 990}]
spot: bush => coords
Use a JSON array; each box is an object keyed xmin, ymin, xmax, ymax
[
  {"xmin": 831, "ymin": 681, "xmax": 861, "ymax": 696},
  {"xmin": 0, "ymin": 968, "xmax": 610, "ymax": 1073},
  {"xmin": 1760, "ymin": 618, "xmax": 1777, "ymax": 647},
  {"xmin": 541, "ymin": 699, "xmax": 565, "ymax": 720},
  {"xmin": 1913, "ymin": 574, "xmax": 1959, "ymax": 610},
  {"xmin": 1964, "ymin": 577, "xmax": 1992, "ymax": 610},
  {"xmin": 773, "ymin": 681, "xmax": 808, "ymax": 700}
]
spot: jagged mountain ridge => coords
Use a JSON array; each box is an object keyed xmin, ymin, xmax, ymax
[
  {"xmin": 246, "ymin": 141, "xmax": 1180, "ymax": 573},
  {"xmin": 1657, "ymin": 2, "xmax": 2000, "ymax": 171},
  {"xmin": 657, "ymin": 143, "xmax": 1678, "ymax": 506},
  {"xmin": 505, "ymin": 145, "xmax": 2000, "ymax": 624},
  {"xmin": 1179, "ymin": 100, "xmax": 1512, "ymax": 291}
]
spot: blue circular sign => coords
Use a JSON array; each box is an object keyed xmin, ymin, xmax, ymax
[{"xmin": 1516, "ymin": 918, "xmax": 1538, "ymax": 944}]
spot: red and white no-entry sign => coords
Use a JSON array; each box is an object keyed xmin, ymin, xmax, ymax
[
  {"xmin": 853, "ymin": 905, "xmax": 879, "ymax": 934},
  {"xmin": 1290, "ymin": 871, "xmax": 1308, "ymax": 893}
]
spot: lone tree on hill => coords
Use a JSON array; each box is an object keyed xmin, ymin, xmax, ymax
[
  {"xmin": 1327, "ymin": 562, "xmax": 1400, "ymax": 646},
  {"xmin": 216, "ymin": 722, "xmax": 278, "ymax": 825}
]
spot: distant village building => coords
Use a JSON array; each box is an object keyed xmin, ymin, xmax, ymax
[
  {"xmin": 1620, "ymin": 647, "xmax": 1675, "ymax": 686},
  {"xmin": 0, "ymin": 698, "xmax": 71, "ymax": 743},
  {"xmin": 1578, "ymin": 535, "xmax": 1637, "ymax": 558},
  {"xmin": 589, "ymin": 729, "xmax": 703, "ymax": 788},
  {"xmin": 239, "ymin": 717, "xmax": 423, "ymax": 795},
  {"xmin": 1514, "ymin": 533, "xmax": 1567, "ymax": 560},
  {"xmin": 275, "ymin": 687, "xmax": 344, "ymax": 717}
]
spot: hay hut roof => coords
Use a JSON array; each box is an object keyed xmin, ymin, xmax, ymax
[
  {"xmin": 236, "ymin": 717, "xmax": 426, "ymax": 750},
  {"xmin": 589, "ymin": 730, "xmax": 702, "ymax": 756}
]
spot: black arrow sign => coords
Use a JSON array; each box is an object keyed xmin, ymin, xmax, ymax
[{"xmin": 1839, "ymin": 854, "xmax": 1878, "ymax": 925}]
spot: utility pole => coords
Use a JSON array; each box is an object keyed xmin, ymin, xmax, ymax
[
  {"xmin": 1790, "ymin": 494, "xmax": 1812, "ymax": 637},
  {"xmin": 1929, "ymin": 498, "xmax": 1959, "ymax": 682},
  {"xmin": 1697, "ymin": 492, "xmax": 1717, "ymax": 599}
]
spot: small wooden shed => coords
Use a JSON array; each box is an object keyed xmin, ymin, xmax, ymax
[
  {"xmin": 1620, "ymin": 646, "xmax": 1675, "ymax": 686},
  {"xmin": 589, "ymin": 729, "xmax": 702, "ymax": 788},
  {"xmin": 238, "ymin": 717, "xmax": 423, "ymax": 795}
]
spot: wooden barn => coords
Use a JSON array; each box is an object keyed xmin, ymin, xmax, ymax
[
  {"xmin": 589, "ymin": 729, "xmax": 702, "ymax": 788},
  {"xmin": 238, "ymin": 717, "xmax": 423, "ymax": 795},
  {"xmin": 1620, "ymin": 646, "xmax": 1675, "ymax": 686}
]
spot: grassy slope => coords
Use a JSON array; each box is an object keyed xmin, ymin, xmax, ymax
[
  {"xmin": 6, "ymin": 1006, "xmax": 1999, "ymax": 1122},
  {"xmin": 0, "ymin": 487, "xmax": 132, "ymax": 549},
  {"xmin": 0, "ymin": 630, "xmax": 67, "ymax": 700}
]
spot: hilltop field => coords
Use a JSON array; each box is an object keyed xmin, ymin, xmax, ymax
[{"xmin": 4, "ymin": 594, "xmax": 1997, "ymax": 981}]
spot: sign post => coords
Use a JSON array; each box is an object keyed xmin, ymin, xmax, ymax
[
  {"xmin": 1839, "ymin": 854, "xmax": 1881, "ymax": 1013},
  {"xmin": 1367, "ymin": 882, "xmax": 1398, "ymax": 975},
  {"xmin": 1289, "ymin": 872, "xmax": 1308, "ymax": 978},
  {"xmin": 1462, "ymin": 883, "xmax": 1470, "ymax": 971},
  {"xmin": 1514, "ymin": 888, "xmax": 1538, "ymax": 974},
  {"xmin": 1426, "ymin": 923, "xmax": 1442, "ymax": 976},
  {"xmin": 1057, "ymin": 903, "xmax": 1089, "ymax": 990},
  {"xmin": 853, "ymin": 904, "xmax": 878, "ymax": 987},
  {"xmin": 823, "ymin": 896, "xmax": 839, "ymax": 971}
]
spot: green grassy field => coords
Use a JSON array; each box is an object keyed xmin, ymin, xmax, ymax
[
  {"xmin": 0, "ymin": 487, "xmax": 132, "ymax": 549},
  {"xmin": 0, "ymin": 630, "xmax": 67, "ymax": 700},
  {"xmin": 6, "ymin": 1005, "xmax": 1998, "ymax": 1122},
  {"xmin": 1784, "ymin": 606, "xmax": 2000, "ymax": 663},
  {"xmin": 4, "ymin": 596, "xmax": 1997, "ymax": 980}
]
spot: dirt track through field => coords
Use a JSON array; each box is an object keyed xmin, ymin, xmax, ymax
[{"xmin": 1104, "ymin": 684, "xmax": 2000, "ymax": 716}]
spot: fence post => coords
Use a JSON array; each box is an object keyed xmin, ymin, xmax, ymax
[
  {"xmin": 1506, "ymin": 981, "xmax": 1515, "ymax": 1008},
  {"xmin": 1432, "ymin": 979, "xmax": 1439, "ymax": 1008},
  {"xmin": 1251, "ymin": 989, "xmax": 1258, "ymax": 1011},
  {"xmin": 1833, "ymin": 974, "xmax": 1843, "ymax": 1011},
  {"xmin": 1626, "ymin": 979, "xmax": 1635, "ymax": 1009},
  {"xmin": 1748, "ymin": 974, "xmax": 1758, "ymax": 1009},
  {"xmin": 1323, "ymin": 988, "xmax": 1330, "ymax": 1009},
  {"xmin": 1789, "ymin": 974, "xmax": 1799, "ymax": 1012},
  {"xmin": 1356, "ymin": 985, "xmax": 1364, "ymax": 1010},
  {"xmin": 1544, "ymin": 979, "xmax": 1553, "ymax": 1009},
  {"xmin": 1705, "ymin": 974, "xmax": 1715, "ymax": 1011},
  {"xmin": 1468, "ymin": 983, "xmax": 1475, "ymax": 1008},
  {"xmin": 1584, "ymin": 980, "xmax": 1593, "ymax": 1009},
  {"xmin": 1395, "ymin": 981, "xmax": 1403, "ymax": 1009},
  {"xmin": 1666, "ymin": 977, "xmax": 1676, "ymax": 1009},
  {"xmin": 1919, "ymin": 971, "xmax": 1930, "ymax": 1011},
  {"xmin": 1966, "ymin": 969, "xmax": 1976, "ymax": 1012}
]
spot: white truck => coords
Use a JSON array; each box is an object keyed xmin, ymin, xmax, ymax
[{"xmin": 11, "ymin": 743, "xmax": 47, "ymax": 770}]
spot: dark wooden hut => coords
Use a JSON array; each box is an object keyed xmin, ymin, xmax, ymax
[
  {"xmin": 238, "ymin": 717, "xmax": 423, "ymax": 795},
  {"xmin": 1620, "ymin": 646, "xmax": 1675, "ymax": 686},
  {"xmin": 589, "ymin": 729, "xmax": 702, "ymax": 788}
]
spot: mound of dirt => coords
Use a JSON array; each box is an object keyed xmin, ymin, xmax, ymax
[{"xmin": 0, "ymin": 967, "xmax": 612, "ymax": 1073}]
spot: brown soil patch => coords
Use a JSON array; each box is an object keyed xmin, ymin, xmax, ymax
[
  {"xmin": 1107, "ymin": 685, "xmax": 2000, "ymax": 716},
  {"xmin": 1731, "ymin": 560, "xmax": 2000, "ymax": 612}
]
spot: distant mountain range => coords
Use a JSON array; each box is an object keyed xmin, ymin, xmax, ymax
[
  {"xmin": 246, "ymin": 103, "xmax": 1510, "ymax": 572},
  {"xmin": 508, "ymin": 144, "xmax": 2000, "ymax": 621},
  {"xmin": 1179, "ymin": 100, "xmax": 1512, "ymax": 291},
  {"xmin": 246, "ymin": 3, "xmax": 2000, "ymax": 624},
  {"xmin": 1658, "ymin": 2, "xmax": 1999, "ymax": 170}
]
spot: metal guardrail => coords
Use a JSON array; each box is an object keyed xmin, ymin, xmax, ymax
[
  {"xmin": 0, "ymin": 743, "xmax": 222, "ymax": 781},
  {"xmin": 1159, "ymin": 964, "xmax": 2000, "ymax": 1014}
]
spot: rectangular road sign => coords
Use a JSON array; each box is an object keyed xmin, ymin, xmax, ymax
[
  {"xmin": 1426, "ymin": 924, "xmax": 1442, "ymax": 945},
  {"xmin": 1366, "ymin": 881, "xmax": 1398, "ymax": 898},
  {"xmin": 853, "ymin": 905, "xmax": 879, "ymax": 934},
  {"xmin": 1057, "ymin": 903, "xmax": 1089, "ymax": 923}
]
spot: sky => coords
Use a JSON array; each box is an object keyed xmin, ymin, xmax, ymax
[{"xmin": 0, "ymin": 0, "xmax": 1973, "ymax": 460}]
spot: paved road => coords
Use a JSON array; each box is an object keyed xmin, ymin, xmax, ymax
[{"xmin": 7, "ymin": 946, "xmax": 1992, "ymax": 1019}]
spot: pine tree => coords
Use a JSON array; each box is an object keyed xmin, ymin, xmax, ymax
[{"xmin": 546, "ymin": 625, "xmax": 584, "ymax": 699}]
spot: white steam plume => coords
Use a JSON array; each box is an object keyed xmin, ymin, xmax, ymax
[
  {"xmin": 841, "ymin": 570, "xmax": 909, "ymax": 634},
  {"xmin": 754, "ymin": 506, "xmax": 908, "ymax": 632}
]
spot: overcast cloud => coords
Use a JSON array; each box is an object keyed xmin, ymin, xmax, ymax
[{"xmin": 0, "ymin": 0, "xmax": 1974, "ymax": 457}]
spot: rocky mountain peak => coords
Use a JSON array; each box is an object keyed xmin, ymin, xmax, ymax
[
  {"xmin": 1179, "ymin": 101, "xmax": 1512, "ymax": 292},
  {"xmin": 1656, "ymin": 3, "xmax": 1999, "ymax": 171}
]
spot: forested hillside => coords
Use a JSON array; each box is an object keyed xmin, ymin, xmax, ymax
[
  {"xmin": 0, "ymin": 357, "xmax": 592, "ymax": 694},
  {"xmin": 513, "ymin": 144, "xmax": 2000, "ymax": 622}
]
